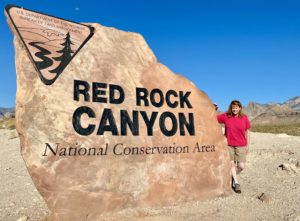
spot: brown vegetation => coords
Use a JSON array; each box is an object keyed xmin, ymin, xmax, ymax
[
  {"xmin": 0, "ymin": 118, "xmax": 16, "ymax": 130},
  {"xmin": 251, "ymin": 122, "xmax": 300, "ymax": 136}
]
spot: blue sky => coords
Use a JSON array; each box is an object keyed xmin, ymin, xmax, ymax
[{"xmin": 1, "ymin": 0, "xmax": 299, "ymax": 111}]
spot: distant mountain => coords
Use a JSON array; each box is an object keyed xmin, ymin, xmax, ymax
[
  {"xmin": 285, "ymin": 96, "xmax": 300, "ymax": 111},
  {"xmin": 243, "ymin": 96, "xmax": 300, "ymax": 136},
  {"xmin": 243, "ymin": 96, "xmax": 300, "ymax": 120},
  {"xmin": 251, "ymin": 112, "xmax": 300, "ymax": 125},
  {"xmin": 0, "ymin": 107, "xmax": 15, "ymax": 119},
  {"xmin": 243, "ymin": 102, "xmax": 269, "ymax": 120}
]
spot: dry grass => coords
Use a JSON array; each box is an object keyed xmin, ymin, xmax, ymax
[
  {"xmin": 251, "ymin": 123, "xmax": 300, "ymax": 136},
  {"xmin": 0, "ymin": 118, "xmax": 16, "ymax": 130}
]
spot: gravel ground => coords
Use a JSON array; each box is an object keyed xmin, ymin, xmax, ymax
[{"xmin": 1, "ymin": 129, "xmax": 299, "ymax": 221}]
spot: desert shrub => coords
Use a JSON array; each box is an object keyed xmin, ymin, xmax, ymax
[
  {"xmin": 0, "ymin": 118, "xmax": 16, "ymax": 130},
  {"xmin": 251, "ymin": 123, "xmax": 300, "ymax": 136}
]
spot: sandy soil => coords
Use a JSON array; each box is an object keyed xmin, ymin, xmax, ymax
[{"xmin": 1, "ymin": 129, "xmax": 299, "ymax": 221}]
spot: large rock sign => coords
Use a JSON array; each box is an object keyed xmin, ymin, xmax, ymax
[{"xmin": 6, "ymin": 5, "xmax": 231, "ymax": 221}]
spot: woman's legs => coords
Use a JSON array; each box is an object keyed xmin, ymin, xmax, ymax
[
  {"xmin": 231, "ymin": 161, "xmax": 244, "ymax": 193},
  {"xmin": 237, "ymin": 162, "xmax": 245, "ymax": 174},
  {"xmin": 231, "ymin": 161, "xmax": 238, "ymax": 185},
  {"xmin": 228, "ymin": 147, "xmax": 247, "ymax": 193},
  {"xmin": 232, "ymin": 161, "xmax": 245, "ymax": 183},
  {"xmin": 228, "ymin": 146, "xmax": 246, "ymax": 192}
]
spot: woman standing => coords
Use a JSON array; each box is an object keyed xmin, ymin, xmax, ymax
[{"xmin": 217, "ymin": 100, "xmax": 251, "ymax": 193}]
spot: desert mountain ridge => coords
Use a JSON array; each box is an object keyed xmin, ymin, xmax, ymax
[
  {"xmin": 243, "ymin": 96, "xmax": 300, "ymax": 136},
  {"xmin": 243, "ymin": 96, "xmax": 300, "ymax": 121},
  {"xmin": 0, "ymin": 107, "xmax": 15, "ymax": 119}
]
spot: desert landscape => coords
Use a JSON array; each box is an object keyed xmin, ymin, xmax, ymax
[
  {"xmin": 1, "ymin": 1, "xmax": 299, "ymax": 220},
  {"xmin": 1, "ymin": 97, "xmax": 300, "ymax": 220},
  {"xmin": 1, "ymin": 124, "xmax": 300, "ymax": 220}
]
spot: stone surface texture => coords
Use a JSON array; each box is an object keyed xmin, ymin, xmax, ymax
[{"xmin": 13, "ymin": 23, "xmax": 231, "ymax": 220}]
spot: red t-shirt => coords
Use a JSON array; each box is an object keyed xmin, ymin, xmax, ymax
[{"xmin": 217, "ymin": 113, "xmax": 251, "ymax": 147}]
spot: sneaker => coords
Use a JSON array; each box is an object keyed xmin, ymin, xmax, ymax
[{"xmin": 234, "ymin": 183, "xmax": 242, "ymax": 194}]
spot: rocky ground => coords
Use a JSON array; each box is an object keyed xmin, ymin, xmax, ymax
[{"xmin": 0, "ymin": 129, "xmax": 299, "ymax": 221}]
